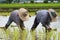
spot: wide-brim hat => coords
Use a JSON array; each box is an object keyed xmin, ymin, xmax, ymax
[
  {"xmin": 18, "ymin": 8, "xmax": 29, "ymax": 21},
  {"xmin": 48, "ymin": 9, "xmax": 58, "ymax": 22}
]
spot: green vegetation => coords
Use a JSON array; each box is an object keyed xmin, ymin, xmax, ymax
[
  {"xmin": 58, "ymin": 32, "xmax": 60, "ymax": 40},
  {"xmin": 0, "ymin": 12, "xmax": 10, "ymax": 16},
  {"xmin": 0, "ymin": 12, "xmax": 35, "ymax": 16},
  {"xmin": 0, "ymin": 11, "xmax": 60, "ymax": 16},
  {"xmin": 0, "ymin": 3, "xmax": 60, "ymax": 40},
  {"xmin": 0, "ymin": 27, "xmax": 59, "ymax": 40},
  {"xmin": 0, "ymin": 3, "xmax": 60, "ymax": 8},
  {"xmin": 0, "ymin": 3, "xmax": 60, "ymax": 12},
  {"xmin": 57, "ymin": 12, "xmax": 60, "ymax": 16}
]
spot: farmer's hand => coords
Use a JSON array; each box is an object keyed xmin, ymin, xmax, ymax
[
  {"xmin": 47, "ymin": 27, "xmax": 52, "ymax": 32},
  {"xmin": 46, "ymin": 26, "xmax": 52, "ymax": 32},
  {"xmin": 20, "ymin": 27, "xmax": 25, "ymax": 31}
]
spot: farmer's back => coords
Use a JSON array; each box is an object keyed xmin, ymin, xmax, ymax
[{"xmin": 36, "ymin": 10, "xmax": 49, "ymax": 23}]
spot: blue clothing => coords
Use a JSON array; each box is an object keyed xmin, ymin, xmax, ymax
[
  {"xmin": 31, "ymin": 10, "xmax": 51, "ymax": 30},
  {"xmin": 5, "ymin": 10, "xmax": 25, "ymax": 30}
]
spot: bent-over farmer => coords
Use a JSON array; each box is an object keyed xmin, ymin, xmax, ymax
[
  {"xmin": 31, "ymin": 9, "xmax": 57, "ymax": 32},
  {"xmin": 4, "ymin": 8, "xmax": 29, "ymax": 30}
]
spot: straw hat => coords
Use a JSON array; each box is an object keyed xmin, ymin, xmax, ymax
[
  {"xmin": 48, "ymin": 9, "xmax": 57, "ymax": 22},
  {"xmin": 18, "ymin": 8, "xmax": 29, "ymax": 21}
]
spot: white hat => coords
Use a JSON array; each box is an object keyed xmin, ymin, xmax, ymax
[
  {"xmin": 18, "ymin": 8, "xmax": 29, "ymax": 21},
  {"xmin": 48, "ymin": 9, "xmax": 57, "ymax": 22}
]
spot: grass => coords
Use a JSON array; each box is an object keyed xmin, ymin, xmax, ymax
[
  {"xmin": 0, "ymin": 3, "xmax": 60, "ymax": 8},
  {"xmin": 0, "ymin": 12, "xmax": 35, "ymax": 16},
  {"xmin": 57, "ymin": 12, "xmax": 60, "ymax": 16},
  {"xmin": 0, "ymin": 12, "xmax": 10, "ymax": 16},
  {"xmin": 0, "ymin": 11, "xmax": 60, "ymax": 16}
]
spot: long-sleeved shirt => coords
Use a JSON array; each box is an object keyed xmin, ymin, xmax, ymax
[
  {"xmin": 31, "ymin": 10, "xmax": 51, "ymax": 30},
  {"xmin": 5, "ymin": 10, "xmax": 25, "ymax": 29}
]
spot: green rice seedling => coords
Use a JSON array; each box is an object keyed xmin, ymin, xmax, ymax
[
  {"xmin": 38, "ymin": 30, "xmax": 45, "ymax": 40},
  {"xmin": 0, "ymin": 28, "xmax": 6, "ymax": 40},
  {"xmin": 11, "ymin": 27, "xmax": 20, "ymax": 40},
  {"xmin": 10, "ymin": 25, "xmax": 21, "ymax": 40},
  {"xmin": 58, "ymin": 32, "xmax": 60, "ymax": 40},
  {"xmin": 30, "ymin": 30, "xmax": 36, "ymax": 40},
  {"xmin": 53, "ymin": 31, "xmax": 58, "ymax": 40},
  {"xmin": 46, "ymin": 28, "xmax": 58, "ymax": 40},
  {"xmin": 20, "ymin": 30, "xmax": 27, "ymax": 40},
  {"xmin": 1, "ymin": 27, "xmax": 11, "ymax": 40},
  {"xmin": 37, "ymin": 27, "xmax": 53, "ymax": 40},
  {"xmin": 26, "ymin": 31, "xmax": 32, "ymax": 40},
  {"xmin": 5, "ymin": 28, "xmax": 11, "ymax": 40},
  {"xmin": 45, "ymin": 30, "xmax": 53, "ymax": 40}
]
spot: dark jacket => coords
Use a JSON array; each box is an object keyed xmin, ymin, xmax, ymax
[
  {"xmin": 31, "ymin": 10, "xmax": 51, "ymax": 30},
  {"xmin": 5, "ymin": 10, "xmax": 25, "ymax": 30}
]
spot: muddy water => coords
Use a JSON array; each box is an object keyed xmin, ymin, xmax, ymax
[
  {"xmin": 0, "ymin": 16, "xmax": 60, "ymax": 31},
  {"xmin": 0, "ymin": 16, "xmax": 60, "ymax": 40},
  {"xmin": 0, "ymin": 16, "xmax": 60, "ymax": 29}
]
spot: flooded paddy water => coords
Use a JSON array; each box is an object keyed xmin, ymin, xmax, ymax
[{"xmin": 0, "ymin": 16, "xmax": 60, "ymax": 40}]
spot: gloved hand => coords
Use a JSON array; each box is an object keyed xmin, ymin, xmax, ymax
[
  {"xmin": 45, "ymin": 26, "xmax": 52, "ymax": 32},
  {"xmin": 47, "ymin": 27, "xmax": 52, "ymax": 32}
]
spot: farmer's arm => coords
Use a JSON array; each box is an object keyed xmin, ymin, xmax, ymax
[
  {"xmin": 31, "ymin": 11, "xmax": 41, "ymax": 31},
  {"xmin": 42, "ymin": 21, "xmax": 52, "ymax": 32},
  {"xmin": 41, "ymin": 13, "xmax": 51, "ymax": 31},
  {"xmin": 31, "ymin": 17, "xmax": 39, "ymax": 31},
  {"xmin": 5, "ymin": 16, "xmax": 13, "ymax": 29},
  {"xmin": 19, "ymin": 19, "xmax": 25, "ymax": 30},
  {"xmin": 41, "ymin": 21, "xmax": 50, "ymax": 29}
]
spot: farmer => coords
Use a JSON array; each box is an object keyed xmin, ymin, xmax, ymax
[
  {"xmin": 31, "ymin": 9, "xmax": 57, "ymax": 32},
  {"xmin": 4, "ymin": 8, "xmax": 29, "ymax": 30}
]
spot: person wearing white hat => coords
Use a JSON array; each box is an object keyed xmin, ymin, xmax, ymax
[
  {"xmin": 4, "ymin": 8, "xmax": 29, "ymax": 30},
  {"xmin": 31, "ymin": 9, "xmax": 57, "ymax": 32}
]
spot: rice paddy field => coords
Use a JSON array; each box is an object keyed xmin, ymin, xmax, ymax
[{"xmin": 0, "ymin": 12, "xmax": 60, "ymax": 40}]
